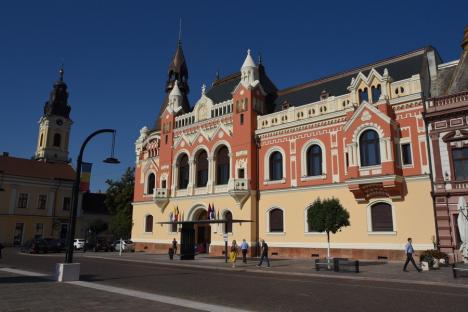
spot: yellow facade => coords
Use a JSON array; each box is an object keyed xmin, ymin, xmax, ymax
[{"xmin": 0, "ymin": 173, "xmax": 75, "ymax": 245}]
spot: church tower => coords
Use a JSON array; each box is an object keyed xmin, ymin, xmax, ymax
[
  {"xmin": 35, "ymin": 67, "xmax": 73, "ymax": 164},
  {"xmin": 154, "ymin": 40, "xmax": 191, "ymax": 130}
]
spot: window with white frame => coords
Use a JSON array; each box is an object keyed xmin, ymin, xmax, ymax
[
  {"xmin": 370, "ymin": 202, "xmax": 393, "ymax": 232},
  {"xmin": 17, "ymin": 193, "xmax": 28, "ymax": 208},
  {"xmin": 269, "ymin": 208, "xmax": 284, "ymax": 232},
  {"xmin": 401, "ymin": 143, "xmax": 412, "ymax": 166},
  {"xmin": 269, "ymin": 151, "xmax": 283, "ymax": 181},
  {"xmin": 306, "ymin": 145, "xmax": 322, "ymax": 176},
  {"xmin": 359, "ymin": 129, "xmax": 381, "ymax": 166},
  {"xmin": 37, "ymin": 194, "xmax": 47, "ymax": 210},
  {"xmin": 147, "ymin": 173, "xmax": 155, "ymax": 194}
]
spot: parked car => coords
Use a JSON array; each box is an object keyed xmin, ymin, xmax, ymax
[
  {"xmin": 73, "ymin": 239, "xmax": 86, "ymax": 250},
  {"xmin": 85, "ymin": 239, "xmax": 114, "ymax": 252},
  {"xmin": 20, "ymin": 239, "xmax": 48, "ymax": 254},
  {"xmin": 112, "ymin": 240, "xmax": 135, "ymax": 252},
  {"xmin": 43, "ymin": 238, "xmax": 66, "ymax": 253}
]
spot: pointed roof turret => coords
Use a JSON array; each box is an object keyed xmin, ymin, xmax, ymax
[
  {"xmin": 43, "ymin": 66, "xmax": 71, "ymax": 119},
  {"xmin": 241, "ymin": 49, "xmax": 256, "ymax": 69},
  {"xmin": 169, "ymin": 80, "xmax": 183, "ymax": 97},
  {"xmin": 168, "ymin": 41, "xmax": 189, "ymax": 86}
]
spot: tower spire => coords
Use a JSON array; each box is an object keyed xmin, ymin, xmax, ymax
[
  {"xmin": 59, "ymin": 64, "xmax": 64, "ymax": 82},
  {"xmin": 178, "ymin": 17, "xmax": 182, "ymax": 44}
]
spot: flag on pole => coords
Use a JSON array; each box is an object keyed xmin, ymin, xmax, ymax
[
  {"xmin": 79, "ymin": 162, "xmax": 93, "ymax": 192},
  {"xmin": 176, "ymin": 206, "xmax": 179, "ymax": 221},
  {"xmin": 207, "ymin": 204, "xmax": 212, "ymax": 220}
]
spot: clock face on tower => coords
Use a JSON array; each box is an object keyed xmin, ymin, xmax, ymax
[{"xmin": 56, "ymin": 119, "xmax": 63, "ymax": 126}]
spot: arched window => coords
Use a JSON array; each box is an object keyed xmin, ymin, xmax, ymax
[
  {"xmin": 146, "ymin": 173, "xmax": 155, "ymax": 195},
  {"xmin": 224, "ymin": 210, "xmax": 233, "ymax": 233},
  {"xmin": 269, "ymin": 208, "xmax": 284, "ymax": 232},
  {"xmin": 358, "ymin": 88, "xmax": 368, "ymax": 104},
  {"xmin": 53, "ymin": 133, "xmax": 61, "ymax": 147},
  {"xmin": 359, "ymin": 129, "xmax": 381, "ymax": 166},
  {"xmin": 269, "ymin": 151, "xmax": 283, "ymax": 181},
  {"xmin": 370, "ymin": 202, "xmax": 393, "ymax": 232},
  {"xmin": 371, "ymin": 85, "xmax": 381, "ymax": 103},
  {"xmin": 145, "ymin": 215, "xmax": 153, "ymax": 232},
  {"xmin": 196, "ymin": 150, "xmax": 208, "ymax": 187},
  {"xmin": 178, "ymin": 154, "xmax": 189, "ymax": 189},
  {"xmin": 40, "ymin": 134, "xmax": 43, "ymax": 147},
  {"xmin": 216, "ymin": 146, "xmax": 230, "ymax": 185},
  {"xmin": 306, "ymin": 145, "xmax": 322, "ymax": 176}
]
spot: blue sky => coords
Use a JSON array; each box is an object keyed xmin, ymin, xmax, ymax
[{"xmin": 0, "ymin": 0, "xmax": 466, "ymax": 191}]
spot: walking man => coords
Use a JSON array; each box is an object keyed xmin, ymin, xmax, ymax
[
  {"xmin": 403, "ymin": 237, "xmax": 421, "ymax": 272},
  {"xmin": 257, "ymin": 239, "xmax": 270, "ymax": 267},
  {"xmin": 172, "ymin": 238, "xmax": 178, "ymax": 255},
  {"xmin": 240, "ymin": 239, "xmax": 249, "ymax": 264}
]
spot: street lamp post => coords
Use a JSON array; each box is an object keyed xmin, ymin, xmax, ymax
[{"xmin": 64, "ymin": 129, "xmax": 120, "ymax": 265}]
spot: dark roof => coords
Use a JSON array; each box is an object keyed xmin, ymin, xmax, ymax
[
  {"xmin": 0, "ymin": 155, "xmax": 75, "ymax": 181},
  {"xmin": 206, "ymin": 73, "xmax": 241, "ymax": 103},
  {"xmin": 205, "ymin": 65, "xmax": 278, "ymax": 105},
  {"xmin": 82, "ymin": 192, "xmax": 109, "ymax": 215},
  {"xmin": 274, "ymin": 47, "xmax": 433, "ymax": 111},
  {"xmin": 433, "ymin": 64, "xmax": 457, "ymax": 97},
  {"xmin": 43, "ymin": 68, "xmax": 72, "ymax": 119},
  {"xmin": 447, "ymin": 50, "xmax": 468, "ymax": 95}
]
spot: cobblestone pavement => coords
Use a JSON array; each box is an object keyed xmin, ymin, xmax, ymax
[{"xmin": 0, "ymin": 270, "xmax": 198, "ymax": 312}]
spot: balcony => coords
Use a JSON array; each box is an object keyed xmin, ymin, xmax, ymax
[
  {"xmin": 153, "ymin": 188, "xmax": 169, "ymax": 209},
  {"xmin": 228, "ymin": 179, "xmax": 250, "ymax": 207}
]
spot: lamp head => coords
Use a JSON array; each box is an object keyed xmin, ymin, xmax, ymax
[{"xmin": 103, "ymin": 157, "xmax": 120, "ymax": 164}]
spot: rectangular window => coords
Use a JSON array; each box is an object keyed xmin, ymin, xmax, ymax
[
  {"xmin": 37, "ymin": 194, "xmax": 47, "ymax": 209},
  {"xmin": 13, "ymin": 223, "xmax": 24, "ymax": 246},
  {"xmin": 238, "ymin": 168, "xmax": 245, "ymax": 179},
  {"xmin": 162, "ymin": 180, "xmax": 167, "ymax": 189},
  {"xmin": 35, "ymin": 223, "xmax": 44, "ymax": 239},
  {"xmin": 345, "ymin": 152, "xmax": 349, "ymax": 168},
  {"xmin": 62, "ymin": 197, "xmax": 71, "ymax": 211},
  {"xmin": 17, "ymin": 193, "xmax": 28, "ymax": 208},
  {"xmin": 452, "ymin": 147, "xmax": 468, "ymax": 181},
  {"xmin": 240, "ymin": 114, "xmax": 244, "ymax": 125},
  {"xmin": 401, "ymin": 143, "xmax": 412, "ymax": 165}
]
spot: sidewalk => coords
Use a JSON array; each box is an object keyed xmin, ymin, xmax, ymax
[{"xmin": 79, "ymin": 251, "xmax": 468, "ymax": 288}]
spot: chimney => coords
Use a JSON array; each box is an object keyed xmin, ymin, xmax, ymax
[{"xmin": 461, "ymin": 26, "xmax": 468, "ymax": 51}]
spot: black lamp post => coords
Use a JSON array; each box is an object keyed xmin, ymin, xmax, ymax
[{"xmin": 65, "ymin": 129, "xmax": 119, "ymax": 264}]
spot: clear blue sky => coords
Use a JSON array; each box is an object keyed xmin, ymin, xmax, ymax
[{"xmin": 0, "ymin": 0, "xmax": 466, "ymax": 191}]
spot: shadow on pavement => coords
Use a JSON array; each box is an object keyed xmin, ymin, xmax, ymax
[{"xmin": 0, "ymin": 275, "xmax": 50, "ymax": 284}]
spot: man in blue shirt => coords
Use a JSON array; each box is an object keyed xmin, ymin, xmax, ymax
[
  {"xmin": 240, "ymin": 239, "xmax": 249, "ymax": 264},
  {"xmin": 403, "ymin": 237, "xmax": 421, "ymax": 272}
]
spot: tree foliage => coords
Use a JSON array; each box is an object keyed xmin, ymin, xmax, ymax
[
  {"xmin": 307, "ymin": 197, "xmax": 350, "ymax": 234},
  {"xmin": 105, "ymin": 167, "xmax": 134, "ymax": 239},
  {"xmin": 307, "ymin": 197, "xmax": 350, "ymax": 258}
]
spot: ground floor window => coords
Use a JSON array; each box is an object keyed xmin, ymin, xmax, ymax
[{"xmin": 370, "ymin": 202, "xmax": 393, "ymax": 232}]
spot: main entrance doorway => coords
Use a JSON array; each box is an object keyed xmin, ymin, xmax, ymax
[{"xmin": 194, "ymin": 209, "xmax": 211, "ymax": 253}]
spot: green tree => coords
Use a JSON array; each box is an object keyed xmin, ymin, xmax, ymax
[
  {"xmin": 307, "ymin": 197, "xmax": 350, "ymax": 260},
  {"xmin": 105, "ymin": 167, "xmax": 134, "ymax": 239}
]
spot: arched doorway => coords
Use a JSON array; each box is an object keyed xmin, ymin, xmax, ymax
[{"xmin": 194, "ymin": 209, "xmax": 211, "ymax": 253}]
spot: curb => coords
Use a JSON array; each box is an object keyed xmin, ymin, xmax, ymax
[{"xmin": 82, "ymin": 254, "xmax": 468, "ymax": 290}]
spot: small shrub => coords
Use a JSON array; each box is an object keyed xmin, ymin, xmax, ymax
[{"xmin": 419, "ymin": 249, "xmax": 448, "ymax": 265}]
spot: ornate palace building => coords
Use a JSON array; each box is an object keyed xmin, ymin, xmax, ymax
[
  {"xmin": 425, "ymin": 27, "xmax": 468, "ymax": 262},
  {"xmin": 131, "ymin": 32, "xmax": 457, "ymax": 260}
]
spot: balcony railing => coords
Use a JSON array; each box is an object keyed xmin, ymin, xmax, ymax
[
  {"xmin": 228, "ymin": 179, "xmax": 250, "ymax": 206},
  {"xmin": 153, "ymin": 188, "xmax": 169, "ymax": 209}
]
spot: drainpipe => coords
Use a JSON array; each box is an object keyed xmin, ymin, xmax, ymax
[{"xmin": 255, "ymin": 134, "xmax": 261, "ymax": 257}]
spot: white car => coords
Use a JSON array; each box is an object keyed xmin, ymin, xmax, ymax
[
  {"xmin": 113, "ymin": 240, "xmax": 135, "ymax": 252},
  {"xmin": 74, "ymin": 239, "xmax": 85, "ymax": 250}
]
